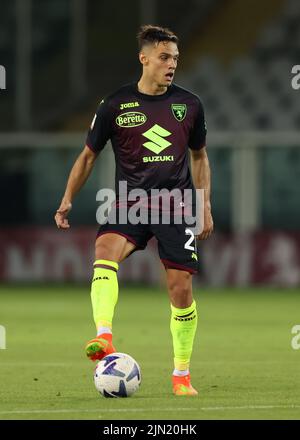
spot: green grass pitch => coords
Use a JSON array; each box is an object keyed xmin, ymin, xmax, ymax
[{"xmin": 0, "ymin": 284, "xmax": 299, "ymax": 420}]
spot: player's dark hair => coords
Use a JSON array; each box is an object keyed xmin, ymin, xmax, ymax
[{"xmin": 137, "ymin": 25, "xmax": 179, "ymax": 51}]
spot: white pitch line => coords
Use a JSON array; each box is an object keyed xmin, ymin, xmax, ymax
[
  {"xmin": 0, "ymin": 408, "xmax": 196, "ymax": 415},
  {"xmin": 200, "ymin": 405, "xmax": 300, "ymax": 411},
  {"xmin": 0, "ymin": 405, "xmax": 299, "ymax": 415},
  {"xmin": 0, "ymin": 363, "xmax": 87, "ymax": 367}
]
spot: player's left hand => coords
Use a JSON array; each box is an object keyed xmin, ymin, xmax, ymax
[{"xmin": 196, "ymin": 202, "xmax": 214, "ymax": 240}]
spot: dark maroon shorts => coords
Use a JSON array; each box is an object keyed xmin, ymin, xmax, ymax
[{"xmin": 96, "ymin": 210, "xmax": 199, "ymax": 274}]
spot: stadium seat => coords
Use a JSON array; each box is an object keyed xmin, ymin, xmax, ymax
[{"xmin": 183, "ymin": 0, "xmax": 299, "ymax": 131}]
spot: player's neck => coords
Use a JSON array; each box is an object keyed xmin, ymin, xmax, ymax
[{"xmin": 137, "ymin": 77, "xmax": 168, "ymax": 96}]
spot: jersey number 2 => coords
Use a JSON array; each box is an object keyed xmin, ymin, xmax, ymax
[{"xmin": 184, "ymin": 228, "xmax": 195, "ymax": 251}]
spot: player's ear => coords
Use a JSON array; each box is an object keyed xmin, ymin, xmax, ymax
[{"xmin": 139, "ymin": 51, "xmax": 148, "ymax": 66}]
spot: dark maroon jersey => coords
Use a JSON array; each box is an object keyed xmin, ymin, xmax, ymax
[{"xmin": 86, "ymin": 82, "xmax": 207, "ymax": 198}]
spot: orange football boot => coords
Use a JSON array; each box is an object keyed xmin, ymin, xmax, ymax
[
  {"xmin": 172, "ymin": 374, "xmax": 198, "ymax": 396},
  {"xmin": 85, "ymin": 333, "xmax": 116, "ymax": 362}
]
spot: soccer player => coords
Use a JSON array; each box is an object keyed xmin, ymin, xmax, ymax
[{"xmin": 55, "ymin": 25, "xmax": 213, "ymax": 396}]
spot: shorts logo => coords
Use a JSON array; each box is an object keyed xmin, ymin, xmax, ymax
[
  {"xmin": 171, "ymin": 104, "xmax": 187, "ymax": 121},
  {"xmin": 116, "ymin": 112, "xmax": 147, "ymax": 128},
  {"xmin": 120, "ymin": 101, "xmax": 139, "ymax": 110},
  {"xmin": 142, "ymin": 124, "xmax": 172, "ymax": 154},
  {"xmin": 191, "ymin": 252, "xmax": 198, "ymax": 261}
]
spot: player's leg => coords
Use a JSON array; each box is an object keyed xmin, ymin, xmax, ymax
[
  {"xmin": 86, "ymin": 233, "xmax": 136, "ymax": 361},
  {"xmin": 153, "ymin": 220, "xmax": 199, "ymax": 395},
  {"xmin": 92, "ymin": 233, "xmax": 136, "ymax": 333},
  {"xmin": 166, "ymin": 268, "xmax": 198, "ymax": 396}
]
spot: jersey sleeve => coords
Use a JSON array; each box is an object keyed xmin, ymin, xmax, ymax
[
  {"xmin": 188, "ymin": 98, "xmax": 207, "ymax": 150},
  {"xmin": 86, "ymin": 99, "xmax": 113, "ymax": 153}
]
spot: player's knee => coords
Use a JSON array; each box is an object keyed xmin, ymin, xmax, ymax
[
  {"xmin": 168, "ymin": 270, "xmax": 191, "ymax": 289},
  {"xmin": 167, "ymin": 271, "xmax": 192, "ymax": 308},
  {"xmin": 95, "ymin": 234, "xmax": 126, "ymax": 262},
  {"xmin": 95, "ymin": 243, "xmax": 112, "ymax": 261}
]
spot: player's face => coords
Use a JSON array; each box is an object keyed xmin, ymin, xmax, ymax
[{"xmin": 140, "ymin": 41, "xmax": 179, "ymax": 87}]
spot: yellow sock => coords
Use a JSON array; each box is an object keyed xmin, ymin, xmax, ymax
[
  {"xmin": 90, "ymin": 259, "xmax": 119, "ymax": 331},
  {"xmin": 170, "ymin": 300, "xmax": 198, "ymax": 371}
]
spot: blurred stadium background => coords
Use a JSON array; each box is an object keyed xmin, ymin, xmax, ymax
[
  {"xmin": 0, "ymin": 0, "xmax": 299, "ymax": 287},
  {"xmin": 1, "ymin": 0, "xmax": 300, "ymax": 421}
]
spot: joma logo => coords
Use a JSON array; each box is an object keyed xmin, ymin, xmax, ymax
[{"xmin": 120, "ymin": 101, "xmax": 139, "ymax": 110}]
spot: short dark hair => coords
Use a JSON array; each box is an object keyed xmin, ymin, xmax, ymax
[{"xmin": 137, "ymin": 25, "xmax": 179, "ymax": 51}]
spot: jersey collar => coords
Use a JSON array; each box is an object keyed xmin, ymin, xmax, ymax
[{"xmin": 131, "ymin": 82, "xmax": 174, "ymax": 101}]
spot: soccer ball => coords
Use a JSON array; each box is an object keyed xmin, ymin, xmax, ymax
[{"xmin": 94, "ymin": 352, "xmax": 141, "ymax": 398}]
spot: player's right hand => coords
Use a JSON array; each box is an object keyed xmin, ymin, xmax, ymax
[{"xmin": 54, "ymin": 200, "xmax": 72, "ymax": 229}]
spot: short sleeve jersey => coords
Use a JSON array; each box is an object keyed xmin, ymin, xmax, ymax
[{"xmin": 86, "ymin": 82, "xmax": 207, "ymax": 197}]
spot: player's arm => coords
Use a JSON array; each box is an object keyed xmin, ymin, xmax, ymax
[
  {"xmin": 55, "ymin": 98, "xmax": 112, "ymax": 229},
  {"xmin": 55, "ymin": 146, "xmax": 98, "ymax": 229},
  {"xmin": 188, "ymin": 97, "xmax": 213, "ymax": 239},
  {"xmin": 189, "ymin": 147, "xmax": 213, "ymax": 240}
]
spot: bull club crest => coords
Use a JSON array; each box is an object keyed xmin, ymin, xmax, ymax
[{"xmin": 171, "ymin": 104, "xmax": 187, "ymax": 121}]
